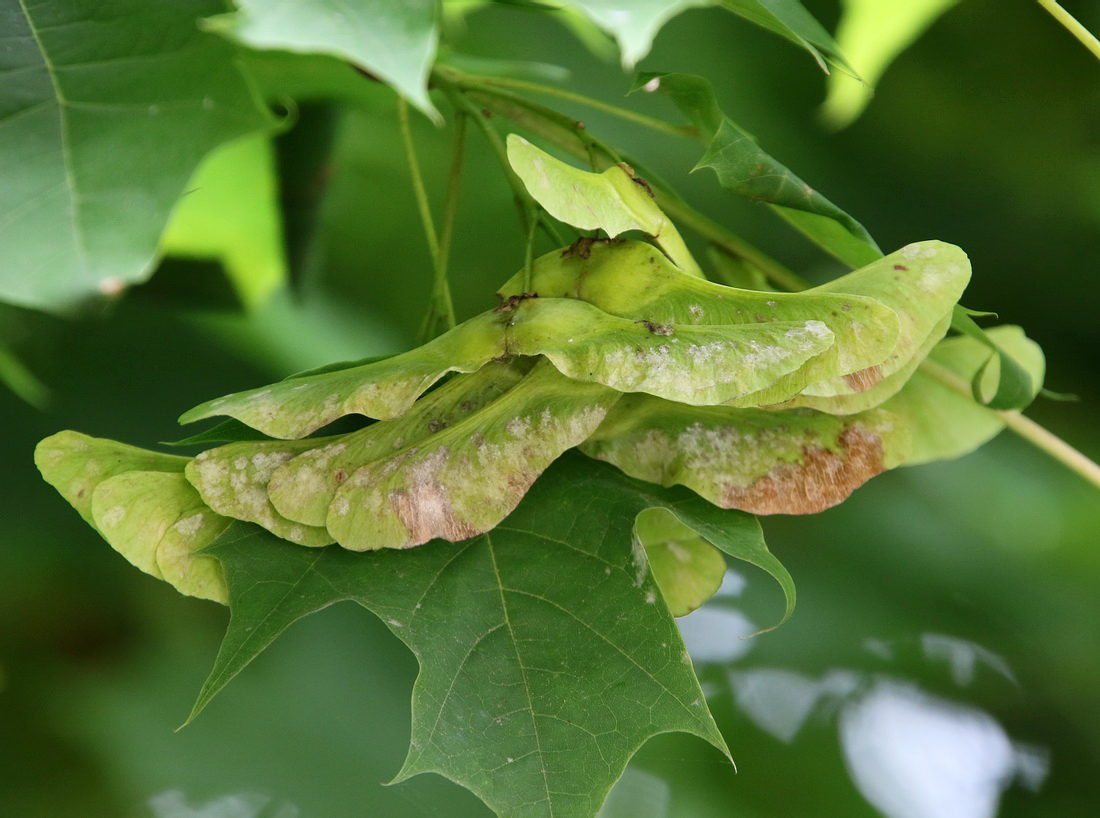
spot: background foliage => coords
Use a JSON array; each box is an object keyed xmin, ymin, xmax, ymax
[{"xmin": 2, "ymin": 0, "xmax": 1099, "ymax": 815}]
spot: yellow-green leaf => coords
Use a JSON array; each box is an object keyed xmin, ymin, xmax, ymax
[{"xmin": 160, "ymin": 135, "xmax": 287, "ymax": 310}]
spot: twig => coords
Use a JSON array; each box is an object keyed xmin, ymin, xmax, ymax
[{"xmin": 1038, "ymin": 0, "xmax": 1100, "ymax": 61}]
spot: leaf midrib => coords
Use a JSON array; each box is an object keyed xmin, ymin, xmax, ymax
[
  {"xmin": 15, "ymin": 0, "xmax": 89, "ymax": 277},
  {"xmin": 486, "ymin": 532, "xmax": 555, "ymax": 815}
]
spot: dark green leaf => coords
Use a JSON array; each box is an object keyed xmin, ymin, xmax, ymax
[
  {"xmin": 721, "ymin": 0, "xmax": 857, "ymax": 75},
  {"xmin": 0, "ymin": 0, "xmax": 274, "ymax": 312},
  {"xmin": 697, "ymin": 118, "xmax": 877, "ymax": 249},
  {"xmin": 634, "ymin": 73, "xmax": 878, "ymax": 258},
  {"xmin": 191, "ymin": 454, "xmax": 795, "ymax": 816}
]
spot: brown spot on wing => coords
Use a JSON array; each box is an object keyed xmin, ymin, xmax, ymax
[
  {"xmin": 389, "ymin": 482, "xmax": 481, "ymax": 547},
  {"xmin": 843, "ymin": 365, "xmax": 883, "ymax": 392},
  {"xmin": 719, "ymin": 426, "xmax": 887, "ymax": 515}
]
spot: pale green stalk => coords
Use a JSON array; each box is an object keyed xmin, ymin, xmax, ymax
[
  {"xmin": 920, "ymin": 358, "xmax": 1100, "ymax": 490},
  {"xmin": 467, "ymin": 75, "xmax": 699, "ymax": 139},
  {"xmin": 398, "ymin": 97, "xmax": 439, "ymax": 267},
  {"xmin": 431, "ymin": 111, "xmax": 465, "ymax": 332},
  {"xmin": 1038, "ymin": 0, "xmax": 1100, "ymax": 61}
]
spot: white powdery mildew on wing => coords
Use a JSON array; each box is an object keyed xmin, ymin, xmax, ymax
[
  {"xmin": 172, "ymin": 513, "xmax": 205, "ymax": 537},
  {"xmin": 328, "ymin": 385, "xmax": 613, "ymax": 549},
  {"xmin": 917, "ymin": 262, "xmax": 960, "ymax": 295},
  {"xmin": 188, "ymin": 445, "xmax": 331, "ymax": 545},
  {"xmin": 191, "ymin": 455, "xmax": 229, "ymax": 496},
  {"xmin": 250, "ymin": 451, "xmax": 295, "ymax": 475},
  {"xmin": 101, "ymin": 505, "xmax": 127, "ymax": 528},
  {"xmin": 505, "ymin": 416, "xmax": 531, "ymax": 437},
  {"xmin": 901, "ymin": 243, "xmax": 923, "ymax": 261}
]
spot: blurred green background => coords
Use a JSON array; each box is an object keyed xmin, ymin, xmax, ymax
[{"xmin": 3, "ymin": 0, "xmax": 1099, "ymax": 815}]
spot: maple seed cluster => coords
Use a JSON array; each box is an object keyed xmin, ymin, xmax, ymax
[{"xmin": 36, "ymin": 137, "xmax": 977, "ymax": 609}]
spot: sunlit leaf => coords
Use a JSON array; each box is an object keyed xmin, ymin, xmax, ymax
[
  {"xmin": 34, "ymin": 431, "xmax": 189, "ymax": 527},
  {"xmin": 563, "ymin": 0, "xmax": 853, "ymax": 71},
  {"xmin": 189, "ymin": 454, "xmax": 795, "ymax": 815},
  {"xmin": 207, "ymin": 0, "xmax": 441, "ymax": 120},
  {"xmin": 501, "ymin": 239, "xmax": 899, "ymax": 406},
  {"xmin": 507, "ymin": 135, "xmax": 702, "ymax": 276},
  {"xmin": 636, "ymin": 508, "xmax": 726, "ymax": 616},
  {"xmin": 822, "ymin": 0, "xmax": 961, "ymax": 129},
  {"xmin": 92, "ymin": 471, "xmax": 229, "ymax": 602},
  {"xmin": 160, "ymin": 134, "xmax": 287, "ymax": 310},
  {"xmin": 0, "ymin": 0, "xmax": 274, "ymax": 312},
  {"xmin": 582, "ymin": 394, "xmax": 909, "ymax": 514},
  {"xmin": 883, "ymin": 326, "xmax": 1045, "ymax": 465}
]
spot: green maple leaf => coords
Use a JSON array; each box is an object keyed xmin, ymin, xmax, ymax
[{"xmin": 188, "ymin": 453, "xmax": 794, "ymax": 818}]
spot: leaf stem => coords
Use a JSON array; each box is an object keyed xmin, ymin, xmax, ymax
[
  {"xmin": 398, "ymin": 97, "xmax": 439, "ymax": 267},
  {"xmin": 465, "ymin": 75, "xmax": 700, "ymax": 139},
  {"xmin": 919, "ymin": 357, "xmax": 1100, "ymax": 490},
  {"xmin": 1037, "ymin": 0, "xmax": 1100, "ymax": 61},
  {"xmin": 523, "ymin": 212, "xmax": 538, "ymax": 292},
  {"xmin": 431, "ymin": 111, "xmax": 465, "ymax": 332},
  {"xmin": 435, "ymin": 76, "xmax": 565, "ymax": 250}
]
